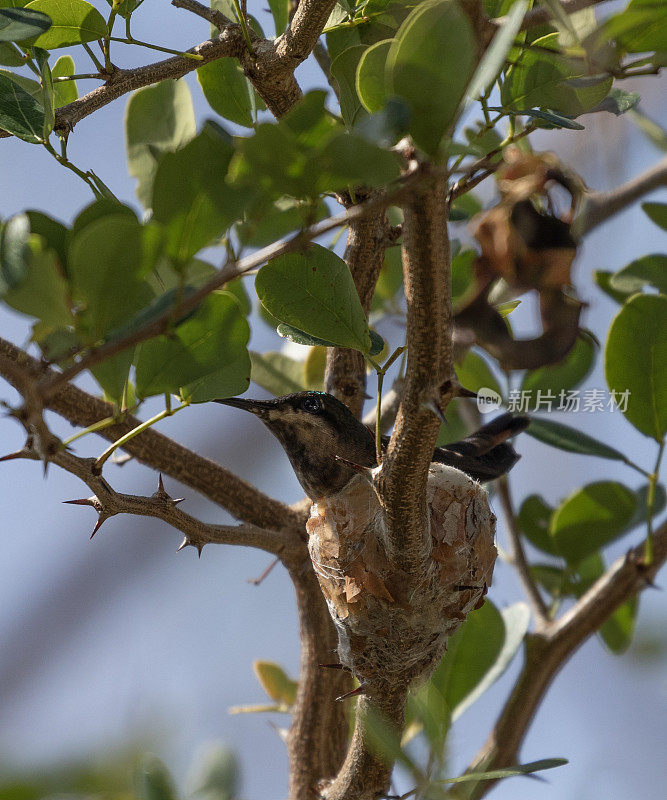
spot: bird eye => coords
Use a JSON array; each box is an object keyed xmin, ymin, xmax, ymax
[{"xmin": 301, "ymin": 396, "xmax": 322, "ymax": 414}]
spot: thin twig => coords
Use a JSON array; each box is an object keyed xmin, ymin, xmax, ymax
[
  {"xmin": 574, "ymin": 155, "xmax": 667, "ymax": 236},
  {"xmin": 496, "ymin": 476, "xmax": 550, "ymax": 624}
]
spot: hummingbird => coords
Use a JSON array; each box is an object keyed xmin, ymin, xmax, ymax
[{"xmin": 216, "ymin": 392, "xmax": 529, "ymax": 501}]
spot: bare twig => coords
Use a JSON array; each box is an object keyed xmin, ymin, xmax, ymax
[
  {"xmin": 574, "ymin": 155, "xmax": 667, "ymax": 236},
  {"xmin": 496, "ymin": 476, "xmax": 550, "ymax": 624}
]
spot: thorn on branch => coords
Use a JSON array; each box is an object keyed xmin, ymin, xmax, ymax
[
  {"xmin": 318, "ymin": 663, "xmax": 352, "ymax": 671},
  {"xmin": 63, "ymin": 495, "xmax": 112, "ymax": 539},
  {"xmin": 153, "ymin": 473, "xmax": 184, "ymax": 504},
  {"xmin": 176, "ymin": 536, "xmax": 204, "ymax": 557},
  {"xmin": 336, "ymin": 682, "xmax": 368, "ymax": 702}
]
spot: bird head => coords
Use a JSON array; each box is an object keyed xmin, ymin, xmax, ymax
[{"xmin": 215, "ymin": 392, "xmax": 376, "ymax": 500}]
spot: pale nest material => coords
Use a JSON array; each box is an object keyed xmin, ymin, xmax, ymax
[{"xmin": 306, "ymin": 464, "xmax": 497, "ymax": 687}]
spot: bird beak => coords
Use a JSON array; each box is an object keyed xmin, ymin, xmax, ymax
[{"xmin": 214, "ymin": 397, "xmax": 274, "ymax": 420}]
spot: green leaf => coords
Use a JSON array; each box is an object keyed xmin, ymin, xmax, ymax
[
  {"xmin": 518, "ymin": 494, "xmax": 557, "ymax": 555},
  {"xmin": 600, "ymin": 596, "xmax": 638, "ymax": 654},
  {"xmin": 593, "ymin": 269, "xmax": 632, "ymax": 304},
  {"xmin": 455, "ymin": 349, "xmax": 502, "ymax": 396},
  {"xmin": 0, "ymin": 6, "xmax": 50, "ymax": 41},
  {"xmin": 313, "ymin": 130, "xmax": 400, "ymax": 191},
  {"xmin": 104, "ymin": 0, "xmax": 144, "ymax": 19},
  {"xmin": 589, "ymin": 87, "xmax": 640, "ymax": 116},
  {"xmin": 371, "ymin": 244, "xmax": 402, "ymax": 310},
  {"xmin": 0, "ymin": 212, "xmax": 30, "ymax": 292},
  {"xmin": 135, "ymin": 291, "xmax": 249, "ymax": 399},
  {"xmin": 152, "ymin": 121, "xmax": 242, "ymax": 262},
  {"xmin": 525, "ymin": 416, "xmax": 628, "ymax": 462},
  {"xmin": 253, "ymin": 660, "xmax": 298, "ymax": 706},
  {"xmin": 181, "ymin": 346, "xmax": 250, "ymax": 404},
  {"xmin": 91, "ymin": 350, "xmax": 133, "ymax": 405},
  {"xmin": 642, "ymin": 201, "xmax": 667, "ymax": 230},
  {"xmin": 605, "ymin": 293, "xmax": 667, "ymax": 441},
  {"xmin": 0, "ymin": 41, "xmax": 25, "ymax": 66},
  {"xmin": 34, "ymin": 46, "xmax": 53, "ymax": 137},
  {"xmin": 51, "ymin": 53, "xmax": 76, "ymax": 106},
  {"xmin": 369, "ymin": 329, "xmax": 384, "ymax": 356},
  {"xmin": 512, "ymin": 107, "xmax": 585, "ymax": 130},
  {"xmin": 0, "ymin": 69, "xmax": 44, "ymax": 141},
  {"xmin": 267, "ymin": 0, "xmax": 289, "ymax": 35},
  {"xmin": 601, "ymin": 0, "xmax": 667, "ymax": 54},
  {"xmin": 628, "ymin": 107, "xmax": 667, "ymax": 151},
  {"xmin": 125, "ymin": 78, "xmax": 196, "ymax": 209},
  {"xmin": 24, "ymin": 0, "xmax": 106, "ymax": 48},
  {"xmin": 573, "ymin": 553, "xmax": 638, "ymax": 653},
  {"xmin": 239, "ymin": 198, "xmax": 328, "ymax": 249},
  {"xmin": 250, "ymin": 350, "xmax": 306, "ymax": 395},
  {"xmin": 354, "ymin": 96, "xmax": 411, "ymax": 147},
  {"xmin": 452, "ymin": 602, "xmax": 530, "ymax": 720},
  {"xmin": 197, "ymin": 57, "xmax": 253, "ymax": 128},
  {"xmin": 501, "ymin": 33, "xmax": 612, "ymax": 117},
  {"xmin": 550, "ymin": 481, "xmax": 637, "ymax": 564},
  {"xmin": 431, "ymin": 600, "xmax": 505, "ymax": 715},
  {"xmin": 256, "ymin": 244, "xmax": 372, "ymax": 352},
  {"xmin": 627, "ymin": 482, "xmax": 667, "ymax": 531},
  {"xmin": 187, "ymin": 745, "xmax": 239, "ymax": 800},
  {"xmin": 69, "ymin": 197, "xmax": 137, "ymax": 242},
  {"xmin": 521, "ymin": 333, "xmax": 595, "ymax": 402},
  {"xmin": 436, "ymin": 758, "xmax": 568, "ymax": 785},
  {"xmin": 465, "ymin": 0, "xmax": 527, "ymax": 100},
  {"xmin": 68, "ymin": 213, "xmax": 150, "ymax": 340},
  {"xmin": 25, "ymin": 208, "xmax": 67, "ymax": 267},
  {"xmin": 330, "ymin": 44, "xmax": 368, "ymax": 128},
  {"xmin": 276, "ymin": 323, "xmax": 337, "ymax": 348},
  {"xmin": 386, "ymin": 0, "xmax": 476, "ymax": 156},
  {"xmin": 531, "ymin": 563, "xmax": 569, "ymax": 597},
  {"xmin": 3, "ymin": 236, "xmax": 72, "ymax": 326},
  {"xmin": 451, "ymin": 248, "xmax": 476, "ymax": 304},
  {"xmin": 137, "ymin": 755, "xmax": 177, "ymax": 800},
  {"xmin": 608, "ymin": 253, "xmax": 667, "ymax": 297},
  {"xmin": 356, "ymin": 38, "xmax": 392, "ymax": 113}
]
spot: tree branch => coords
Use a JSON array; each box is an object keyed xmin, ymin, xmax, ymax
[
  {"xmin": 0, "ymin": 337, "xmax": 303, "ymax": 532},
  {"xmin": 5, "ymin": 440, "xmax": 296, "ymax": 556},
  {"xmin": 496, "ymin": 476, "xmax": 550, "ymax": 624},
  {"xmin": 462, "ymin": 518, "xmax": 667, "ymax": 799},
  {"xmin": 377, "ymin": 164, "xmax": 453, "ymax": 574},
  {"xmin": 575, "ymin": 155, "xmax": 667, "ymax": 236}
]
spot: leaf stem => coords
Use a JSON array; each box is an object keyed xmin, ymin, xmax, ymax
[
  {"xmin": 82, "ymin": 42, "xmax": 105, "ymax": 72},
  {"xmin": 61, "ymin": 415, "xmax": 120, "ymax": 448},
  {"xmin": 367, "ymin": 346, "xmax": 406, "ymax": 463},
  {"xmin": 54, "ymin": 74, "xmax": 104, "ymax": 81},
  {"xmin": 231, "ymin": 0, "xmax": 255, "ymax": 55},
  {"xmin": 43, "ymin": 140, "xmax": 104, "ymax": 198},
  {"xmin": 645, "ymin": 439, "xmax": 665, "ymax": 564},
  {"xmin": 109, "ymin": 37, "xmax": 204, "ymax": 60},
  {"xmin": 94, "ymin": 401, "xmax": 189, "ymax": 473}
]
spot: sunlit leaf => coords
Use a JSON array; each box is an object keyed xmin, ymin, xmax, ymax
[
  {"xmin": 605, "ymin": 293, "xmax": 667, "ymax": 441},
  {"xmin": 24, "ymin": 0, "xmax": 106, "ymax": 48}
]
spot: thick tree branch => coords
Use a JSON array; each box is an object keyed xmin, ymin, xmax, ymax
[
  {"xmin": 377, "ymin": 165, "xmax": 453, "ymax": 574},
  {"xmin": 287, "ymin": 564, "xmax": 351, "ymax": 796},
  {"xmin": 463, "ymin": 518, "xmax": 667, "ymax": 799},
  {"xmin": 575, "ymin": 155, "xmax": 667, "ymax": 236},
  {"xmin": 322, "ymin": 689, "xmax": 409, "ymax": 800},
  {"xmin": 0, "ymin": 337, "xmax": 303, "ymax": 532}
]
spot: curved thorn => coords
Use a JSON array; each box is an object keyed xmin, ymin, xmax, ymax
[
  {"xmin": 336, "ymin": 682, "xmax": 368, "ymax": 702},
  {"xmin": 90, "ymin": 515, "xmax": 107, "ymax": 539}
]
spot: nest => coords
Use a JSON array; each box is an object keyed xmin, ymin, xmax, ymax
[{"xmin": 306, "ymin": 464, "xmax": 497, "ymax": 688}]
